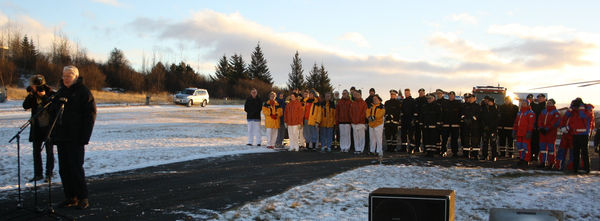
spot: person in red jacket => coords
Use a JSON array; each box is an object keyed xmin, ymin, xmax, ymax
[
  {"xmin": 350, "ymin": 90, "xmax": 368, "ymax": 154},
  {"xmin": 554, "ymin": 108, "xmax": 574, "ymax": 170},
  {"xmin": 285, "ymin": 93, "xmax": 305, "ymax": 151},
  {"xmin": 565, "ymin": 98, "xmax": 594, "ymax": 173},
  {"xmin": 336, "ymin": 90, "xmax": 353, "ymax": 152},
  {"xmin": 513, "ymin": 99, "xmax": 535, "ymax": 165},
  {"xmin": 537, "ymin": 99, "xmax": 561, "ymax": 168}
]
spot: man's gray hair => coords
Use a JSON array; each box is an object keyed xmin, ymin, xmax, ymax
[{"xmin": 63, "ymin": 65, "xmax": 79, "ymax": 78}]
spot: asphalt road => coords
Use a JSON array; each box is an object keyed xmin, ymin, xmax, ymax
[{"xmin": 0, "ymin": 150, "xmax": 598, "ymax": 221}]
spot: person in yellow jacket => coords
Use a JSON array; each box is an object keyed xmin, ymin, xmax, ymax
[
  {"xmin": 262, "ymin": 92, "xmax": 283, "ymax": 149},
  {"xmin": 319, "ymin": 92, "xmax": 336, "ymax": 152},
  {"xmin": 366, "ymin": 94, "xmax": 386, "ymax": 156},
  {"xmin": 303, "ymin": 89, "xmax": 322, "ymax": 150}
]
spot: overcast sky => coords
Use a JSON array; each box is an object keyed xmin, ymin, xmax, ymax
[{"xmin": 1, "ymin": 0, "xmax": 599, "ymax": 106}]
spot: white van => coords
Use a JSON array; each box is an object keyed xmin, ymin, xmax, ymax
[{"xmin": 173, "ymin": 88, "xmax": 210, "ymax": 107}]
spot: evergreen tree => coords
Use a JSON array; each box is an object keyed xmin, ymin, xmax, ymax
[
  {"xmin": 317, "ymin": 64, "xmax": 334, "ymax": 94},
  {"xmin": 305, "ymin": 62, "xmax": 320, "ymax": 91},
  {"xmin": 213, "ymin": 55, "xmax": 231, "ymax": 81},
  {"xmin": 248, "ymin": 42, "xmax": 273, "ymax": 85},
  {"xmin": 287, "ymin": 51, "xmax": 305, "ymax": 91},
  {"xmin": 229, "ymin": 54, "xmax": 248, "ymax": 83}
]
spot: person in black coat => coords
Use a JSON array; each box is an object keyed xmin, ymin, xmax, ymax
[
  {"xmin": 52, "ymin": 66, "xmax": 96, "ymax": 210},
  {"xmin": 481, "ymin": 96, "xmax": 500, "ymax": 161},
  {"xmin": 420, "ymin": 95, "xmax": 442, "ymax": 157},
  {"xmin": 244, "ymin": 88, "xmax": 263, "ymax": 146},
  {"xmin": 498, "ymin": 96, "xmax": 519, "ymax": 157},
  {"xmin": 441, "ymin": 91, "xmax": 462, "ymax": 157},
  {"xmin": 22, "ymin": 75, "xmax": 56, "ymax": 182},
  {"xmin": 400, "ymin": 89, "xmax": 416, "ymax": 153},
  {"xmin": 384, "ymin": 90, "xmax": 402, "ymax": 151},
  {"xmin": 530, "ymin": 94, "xmax": 546, "ymax": 159},
  {"xmin": 461, "ymin": 93, "xmax": 481, "ymax": 159},
  {"xmin": 414, "ymin": 88, "xmax": 427, "ymax": 152}
]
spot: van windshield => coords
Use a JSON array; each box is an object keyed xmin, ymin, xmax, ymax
[{"xmin": 183, "ymin": 89, "xmax": 195, "ymax": 95}]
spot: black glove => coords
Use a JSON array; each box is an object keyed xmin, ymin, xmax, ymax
[{"xmin": 540, "ymin": 128, "xmax": 548, "ymax": 135}]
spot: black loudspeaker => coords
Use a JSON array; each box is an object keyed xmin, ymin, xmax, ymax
[
  {"xmin": 489, "ymin": 208, "xmax": 564, "ymax": 221},
  {"xmin": 369, "ymin": 188, "xmax": 455, "ymax": 221}
]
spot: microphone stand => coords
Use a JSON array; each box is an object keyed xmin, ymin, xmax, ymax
[{"xmin": 37, "ymin": 97, "xmax": 72, "ymax": 220}]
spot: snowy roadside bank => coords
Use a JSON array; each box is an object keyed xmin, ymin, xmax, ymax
[{"xmin": 213, "ymin": 165, "xmax": 600, "ymax": 221}]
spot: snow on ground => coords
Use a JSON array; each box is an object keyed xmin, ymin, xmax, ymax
[
  {"xmin": 213, "ymin": 165, "xmax": 600, "ymax": 221},
  {"xmin": 0, "ymin": 102, "xmax": 272, "ymax": 196}
]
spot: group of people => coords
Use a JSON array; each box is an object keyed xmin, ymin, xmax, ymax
[
  {"xmin": 22, "ymin": 66, "xmax": 97, "ymax": 209},
  {"xmin": 244, "ymin": 87, "xmax": 598, "ymax": 173}
]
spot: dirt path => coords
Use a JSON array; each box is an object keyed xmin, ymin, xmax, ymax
[{"xmin": 1, "ymin": 150, "xmax": 597, "ymax": 220}]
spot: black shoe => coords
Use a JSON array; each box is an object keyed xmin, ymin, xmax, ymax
[
  {"xmin": 57, "ymin": 198, "xmax": 78, "ymax": 208},
  {"xmin": 246, "ymin": 143, "xmax": 252, "ymax": 146},
  {"xmin": 28, "ymin": 175, "xmax": 43, "ymax": 182},
  {"xmin": 257, "ymin": 144, "xmax": 261, "ymax": 146},
  {"xmin": 77, "ymin": 198, "xmax": 89, "ymax": 210}
]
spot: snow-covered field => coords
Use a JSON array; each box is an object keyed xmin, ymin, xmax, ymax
[
  {"xmin": 213, "ymin": 165, "xmax": 600, "ymax": 221},
  {"xmin": 0, "ymin": 100, "xmax": 270, "ymax": 195}
]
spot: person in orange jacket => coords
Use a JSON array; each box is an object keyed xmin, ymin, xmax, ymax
[
  {"xmin": 565, "ymin": 98, "xmax": 594, "ymax": 173},
  {"xmin": 537, "ymin": 99, "xmax": 560, "ymax": 168},
  {"xmin": 303, "ymin": 89, "xmax": 322, "ymax": 150},
  {"xmin": 285, "ymin": 93, "xmax": 305, "ymax": 151},
  {"xmin": 366, "ymin": 94, "xmax": 386, "ymax": 156},
  {"xmin": 263, "ymin": 92, "xmax": 283, "ymax": 149},
  {"xmin": 513, "ymin": 99, "xmax": 536, "ymax": 165},
  {"xmin": 350, "ymin": 90, "xmax": 368, "ymax": 154},
  {"xmin": 336, "ymin": 90, "xmax": 353, "ymax": 152},
  {"xmin": 319, "ymin": 92, "xmax": 336, "ymax": 152}
]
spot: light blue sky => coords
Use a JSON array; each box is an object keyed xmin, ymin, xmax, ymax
[{"xmin": 2, "ymin": 0, "xmax": 599, "ymax": 105}]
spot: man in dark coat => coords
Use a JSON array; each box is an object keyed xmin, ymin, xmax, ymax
[
  {"xmin": 481, "ymin": 96, "xmax": 500, "ymax": 161},
  {"xmin": 461, "ymin": 93, "xmax": 481, "ymax": 159},
  {"xmin": 414, "ymin": 88, "xmax": 427, "ymax": 152},
  {"xmin": 498, "ymin": 96, "xmax": 519, "ymax": 157},
  {"xmin": 244, "ymin": 88, "xmax": 263, "ymax": 146},
  {"xmin": 22, "ymin": 75, "xmax": 56, "ymax": 182},
  {"xmin": 441, "ymin": 91, "xmax": 462, "ymax": 157},
  {"xmin": 384, "ymin": 89, "xmax": 402, "ymax": 151},
  {"xmin": 420, "ymin": 95, "xmax": 442, "ymax": 157},
  {"xmin": 400, "ymin": 89, "xmax": 416, "ymax": 153},
  {"xmin": 530, "ymin": 94, "xmax": 547, "ymax": 159},
  {"xmin": 52, "ymin": 66, "xmax": 96, "ymax": 210}
]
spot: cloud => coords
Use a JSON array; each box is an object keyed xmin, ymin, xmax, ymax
[
  {"xmin": 91, "ymin": 0, "xmax": 122, "ymax": 7},
  {"xmin": 339, "ymin": 32, "xmax": 370, "ymax": 48},
  {"xmin": 448, "ymin": 13, "xmax": 478, "ymax": 25}
]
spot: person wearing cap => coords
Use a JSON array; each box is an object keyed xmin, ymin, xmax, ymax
[
  {"xmin": 319, "ymin": 92, "xmax": 336, "ymax": 152},
  {"xmin": 434, "ymin": 89, "xmax": 447, "ymax": 155},
  {"xmin": 284, "ymin": 93, "xmax": 305, "ymax": 151},
  {"xmin": 366, "ymin": 94, "xmax": 386, "ymax": 156},
  {"xmin": 262, "ymin": 92, "xmax": 283, "ymax": 149},
  {"xmin": 414, "ymin": 88, "xmax": 427, "ymax": 152},
  {"xmin": 400, "ymin": 88, "xmax": 416, "ymax": 153},
  {"xmin": 460, "ymin": 93, "xmax": 481, "ymax": 159},
  {"xmin": 53, "ymin": 65, "xmax": 96, "ymax": 209},
  {"xmin": 303, "ymin": 89, "xmax": 321, "ymax": 150},
  {"xmin": 537, "ymin": 98, "xmax": 561, "ymax": 168},
  {"xmin": 530, "ymin": 94, "xmax": 547, "ymax": 161},
  {"xmin": 481, "ymin": 96, "xmax": 500, "ymax": 161},
  {"xmin": 498, "ymin": 96, "xmax": 519, "ymax": 158},
  {"xmin": 564, "ymin": 98, "xmax": 594, "ymax": 173},
  {"xmin": 23, "ymin": 74, "xmax": 56, "ymax": 182},
  {"xmin": 275, "ymin": 92, "xmax": 288, "ymax": 148},
  {"xmin": 350, "ymin": 90, "xmax": 368, "ymax": 154},
  {"xmin": 384, "ymin": 89, "xmax": 402, "ymax": 152},
  {"xmin": 513, "ymin": 99, "xmax": 535, "ymax": 165},
  {"xmin": 337, "ymin": 90, "xmax": 353, "ymax": 152},
  {"xmin": 349, "ymin": 86, "xmax": 357, "ymax": 101},
  {"xmin": 420, "ymin": 94, "xmax": 442, "ymax": 157},
  {"xmin": 441, "ymin": 91, "xmax": 462, "ymax": 157},
  {"xmin": 365, "ymin": 88, "xmax": 376, "ymax": 106}
]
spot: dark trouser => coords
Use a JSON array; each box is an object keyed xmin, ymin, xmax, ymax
[
  {"xmin": 384, "ymin": 123, "xmax": 399, "ymax": 151},
  {"xmin": 531, "ymin": 129, "xmax": 540, "ymax": 158},
  {"xmin": 415, "ymin": 123, "xmax": 422, "ymax": 151},
  {"xmin": 57, "ymin": 143, "xmax": 88, "ymax": 199},
  {"xmin": 423, "ymin": 126, "xmax": 439, "ymax": 155},
  {"xmin": 498, "ymin": 128, "xmax": 514, "ymax": 156},
  {"xmin": 32, "ymin": 140, "xmax": 54, "ymax": 177},
  {"xmin": 400, "ymin": 120, "xmax": 415, "ymax": 152},
  {"xmin": 441, "ymin": 126, "xmax": 460, "ymax": 155},
  {"xmin": 482, "ymin": 129, "xmax": 498, "ymax": 159},
  {"xmin": 333, "ymin": 124, "xmax": 340, "ymax": 149},
  {"xmin": 461, "ymin": 124, "xmax": 481, "ymax": 158},
  {"xmin": 275, "ymin": 121, "xmax": 287, "ymax": 147},
  {"xmin": 572, "ymin": 135, "xmax": 590, "ymax": 172}
]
